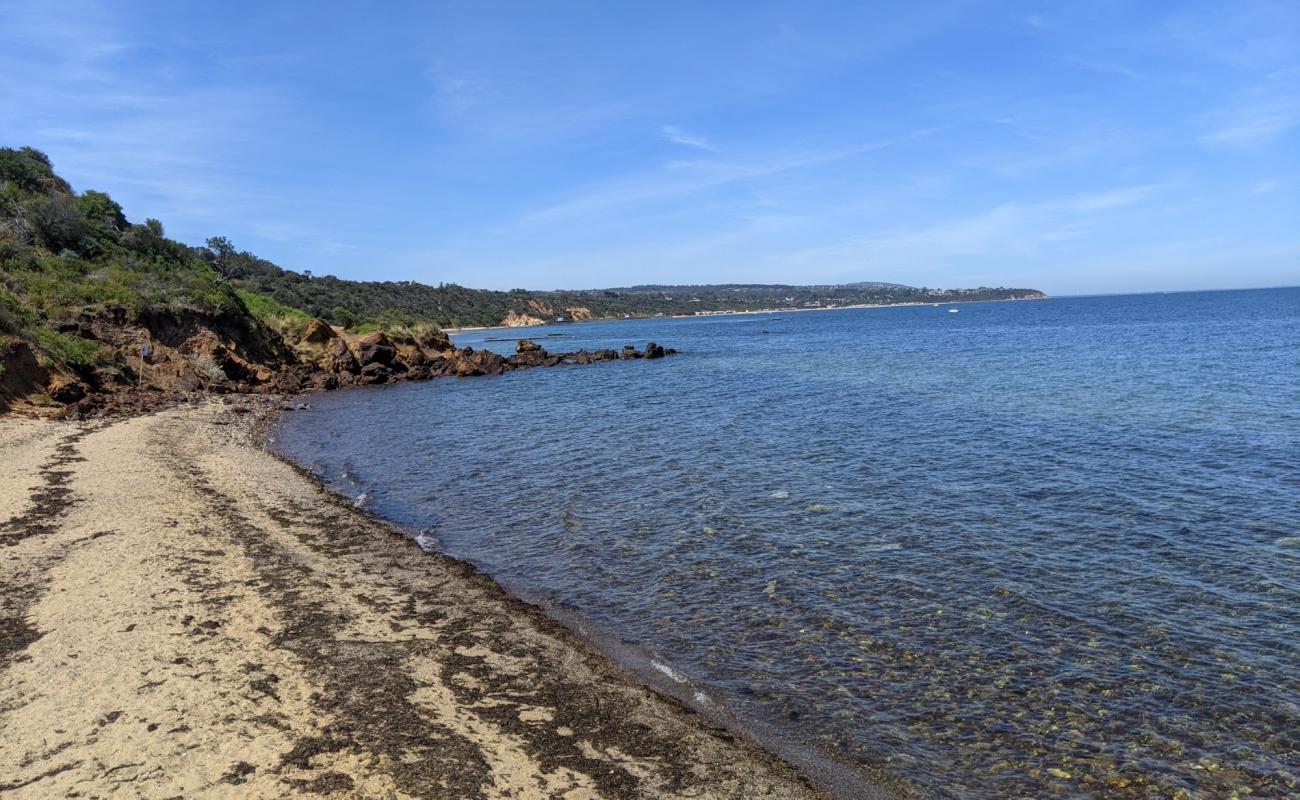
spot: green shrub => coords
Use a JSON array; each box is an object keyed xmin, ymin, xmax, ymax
[
  {"xmin": 0, "ymin": 287, "xmax": 33, "ymax": 334},
  {"xmin": 32, "ymin": 326, "xmax": 100, "ymax": 369},
  {"xmin": 235, "ymin": 288, "xmax": 310, "ymax": 337}
]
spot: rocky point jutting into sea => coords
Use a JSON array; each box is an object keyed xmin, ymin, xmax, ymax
[{"xmin": 0, "ymin": 303, "xmax": 674, "ymax": 417}]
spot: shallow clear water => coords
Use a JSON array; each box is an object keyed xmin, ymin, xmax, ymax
[{"xmin": 275, "ymin": 289, "xmax": 1300, "ymax": 799}]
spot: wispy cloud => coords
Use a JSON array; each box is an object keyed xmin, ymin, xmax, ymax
[
  {"xmin": 522, "ymin": 126, "xmax": 944, "ymax": 225},
  {"xmin": 659, "ymin": 124, "xmax": 717, "ymax": 152},
  {"xmin": 0, "ymin": 0, "xmax": 304, "ymax": 246},
  {"xmin": 1200, "ymin": 93, "xmax": 1300, "ymax": 146},
  {"xmin": 777, "ymin": 182, "xmax": 1170, "ymax": 275}
]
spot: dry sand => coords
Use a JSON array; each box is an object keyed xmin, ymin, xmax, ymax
[{"xmin": 0, "ymin": 399, "xmax": 830, "ymax": 799}]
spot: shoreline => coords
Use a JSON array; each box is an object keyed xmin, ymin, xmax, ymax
[
  {"xmin": 266, "ymin": 403, "xmax": 912, "ymax": 800},
  {"xmin": 0, "ymin": 398, "xmax": 896, "ymax": 798}
]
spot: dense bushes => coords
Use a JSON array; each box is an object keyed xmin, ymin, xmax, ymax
[{"xmin": 0, "ymin": 147, "xmax": 257, "ymax": 330}]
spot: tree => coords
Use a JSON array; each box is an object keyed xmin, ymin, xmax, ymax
[{"xmin": 204, "ymin": 235, "xmax": 244, "ymax": 282}]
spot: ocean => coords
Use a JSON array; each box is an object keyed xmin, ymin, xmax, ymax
[{"xmin": 274, "ymin": 288, "xmax": 1300, "ymax": 798}]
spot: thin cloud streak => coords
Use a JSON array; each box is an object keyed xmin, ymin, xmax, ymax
[
  {"xmin": 660, "ymin": 124, "xmax": 717, "ymax": 152},
  {"xmin": 521, "ymin": 126, "xmax": 946, "ymax": 226}
]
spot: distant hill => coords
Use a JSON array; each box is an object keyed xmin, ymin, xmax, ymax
[{"xmin": 238, "ymin": 270, "xmax": 1045, "ymax": 330}]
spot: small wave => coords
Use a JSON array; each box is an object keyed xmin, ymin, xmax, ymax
[
  {"xmin": 650, "ymin": 659, "xmax": 689, "ymax": 684},
  {"xmin": 770, "ymin": 490, "xmax": 790, "ymax": 499},
  {"xmin": 1276, "ymin": 536, "xmax": 1300, "ymax": 547},
  {"xmin": 862, "ymin": 542, "xmax": 904, "ymax": 552},
  {"xmin": 414, "ymin": 528, "xmax": 440, "ymax": 552}
]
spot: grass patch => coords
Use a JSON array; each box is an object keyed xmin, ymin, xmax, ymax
[{"xmin": 236, "ymin": 288, "xmax": 312, "ymax": 337}]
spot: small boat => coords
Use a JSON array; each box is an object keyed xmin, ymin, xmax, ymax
[{"xmin": 948, "ymin": 308, "xmax": 959, "ymax": 314}]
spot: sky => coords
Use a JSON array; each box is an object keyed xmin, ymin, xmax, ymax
[{"xmin": 1, "ymin": 1, "xmax": 1297, "ymax": 294}]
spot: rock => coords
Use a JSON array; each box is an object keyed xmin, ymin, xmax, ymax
[
  {"xmin": 508, "ymin": 339, "xmax": 549, "ymax": 368},
  {"xmin": 806, "ymin": 503, "xmax": 831, "ymax": 513},
  {"xmin": 411, "ymin": 325, "xmax": 453, "ymax": 353},
  {"xmin": 572, "ymin": 349, "xmax": 592, "ymax": 365},
  {"xmin": 47, "ymin": 373, "xmax": 87, "ymax": 403},
  {"xmin": 771, "ymin": 491, "xmax": 790, "ymax": 499},
  {"xmin": 322, "ymin": 337, "xmax": 359, "ymax": 374},
  {"xmin": 355, "ymin": 332, "xmax": 396, "ymax": 366},
  {"xmin": 310, "ymin": 373, "xmax": 339, "ymax": 391},
  {"xmin": 452, "ymin": 347, "xmax": 507, "ymax": 377},
  {"xmin": 359, "ymin": 362, "xmax": 390, "ymax": 384},
  {"xmin": 622, "ymin": 345, "xmax": 642, "ymax": 359},
  {"xmin": 300, "ymin": 318, "xmax": 336, "ymax": 345},
  {"xmin": 644, "ymin": 341, "xmax": 666, "ymax": 359},
  {"xmin": 269, "ymin": 371, "xmax": 303, "ymax": 393}
]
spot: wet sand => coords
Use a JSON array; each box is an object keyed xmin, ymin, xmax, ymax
[{"xmin": 0, "ymin": 399, "xmax": 829, "ymax": 799}]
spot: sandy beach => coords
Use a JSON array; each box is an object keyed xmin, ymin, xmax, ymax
[{"xmin": 0, "ymin": 399, "xmax": 828, "ymax": 799}]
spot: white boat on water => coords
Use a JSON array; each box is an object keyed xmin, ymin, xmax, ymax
[{"xmin": 948, "ymin": 308, "xmax": 959, "ymax": 313}]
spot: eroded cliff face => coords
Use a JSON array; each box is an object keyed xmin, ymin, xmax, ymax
[
  {"xmin": 499, "ymin": 309, "xmax": 547, "ymax": 327},
  {"xmin": 2, "ymin": 307, "xmax": 300, "ymax": 415},
  {"xmin": 508, "ymin": 300, "xmax": 596, "ymax": 323},
  {"xmin": 1, "ymin": 308, "xmax": 675, "ymax": 418}
]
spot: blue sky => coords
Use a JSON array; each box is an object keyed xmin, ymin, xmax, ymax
[{"xmin": 1, "ymin": 1, "xmax": 1296, "ymax": 294}]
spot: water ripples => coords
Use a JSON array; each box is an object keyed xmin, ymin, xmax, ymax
[{"xmin": 277, "ymin": 289, "xmax": 1300, "ymax": 799}]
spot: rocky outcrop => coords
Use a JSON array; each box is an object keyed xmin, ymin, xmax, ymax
[
  {"xmin": 2, "ymin": 306, "xmax": 678, "ymax": 417},
  {"xmin": 300, "ymin": 318, "xmax": 336, "ymax": 345},
  {"xmin": 508, "ymin": 338, "xmax": 549, "ymax": 368},
  {"xmin": 452, "ymin": 347, "xmax": 508, "ymax": 377},
  {"xmin": 505, "ymin": 339, "xmax": 674, "ymax": 371},
  {"xmin": 353, "ymin": 332, "xmax": 396, "ymax": 367}
]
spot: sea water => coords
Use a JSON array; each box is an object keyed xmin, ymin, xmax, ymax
[{"xmin": 275, "ymin": 288, "xmax": 1300, "ymax": 798}]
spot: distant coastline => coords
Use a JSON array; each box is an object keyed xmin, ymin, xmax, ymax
[{"xmin": 443, "ymin": 293, "xmax": 1048, "ymax": 334}]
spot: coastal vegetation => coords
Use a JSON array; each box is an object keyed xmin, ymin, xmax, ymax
[{"xmin": 0, "ymin": 145, "xmax": 1040, "ymax": 412}]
